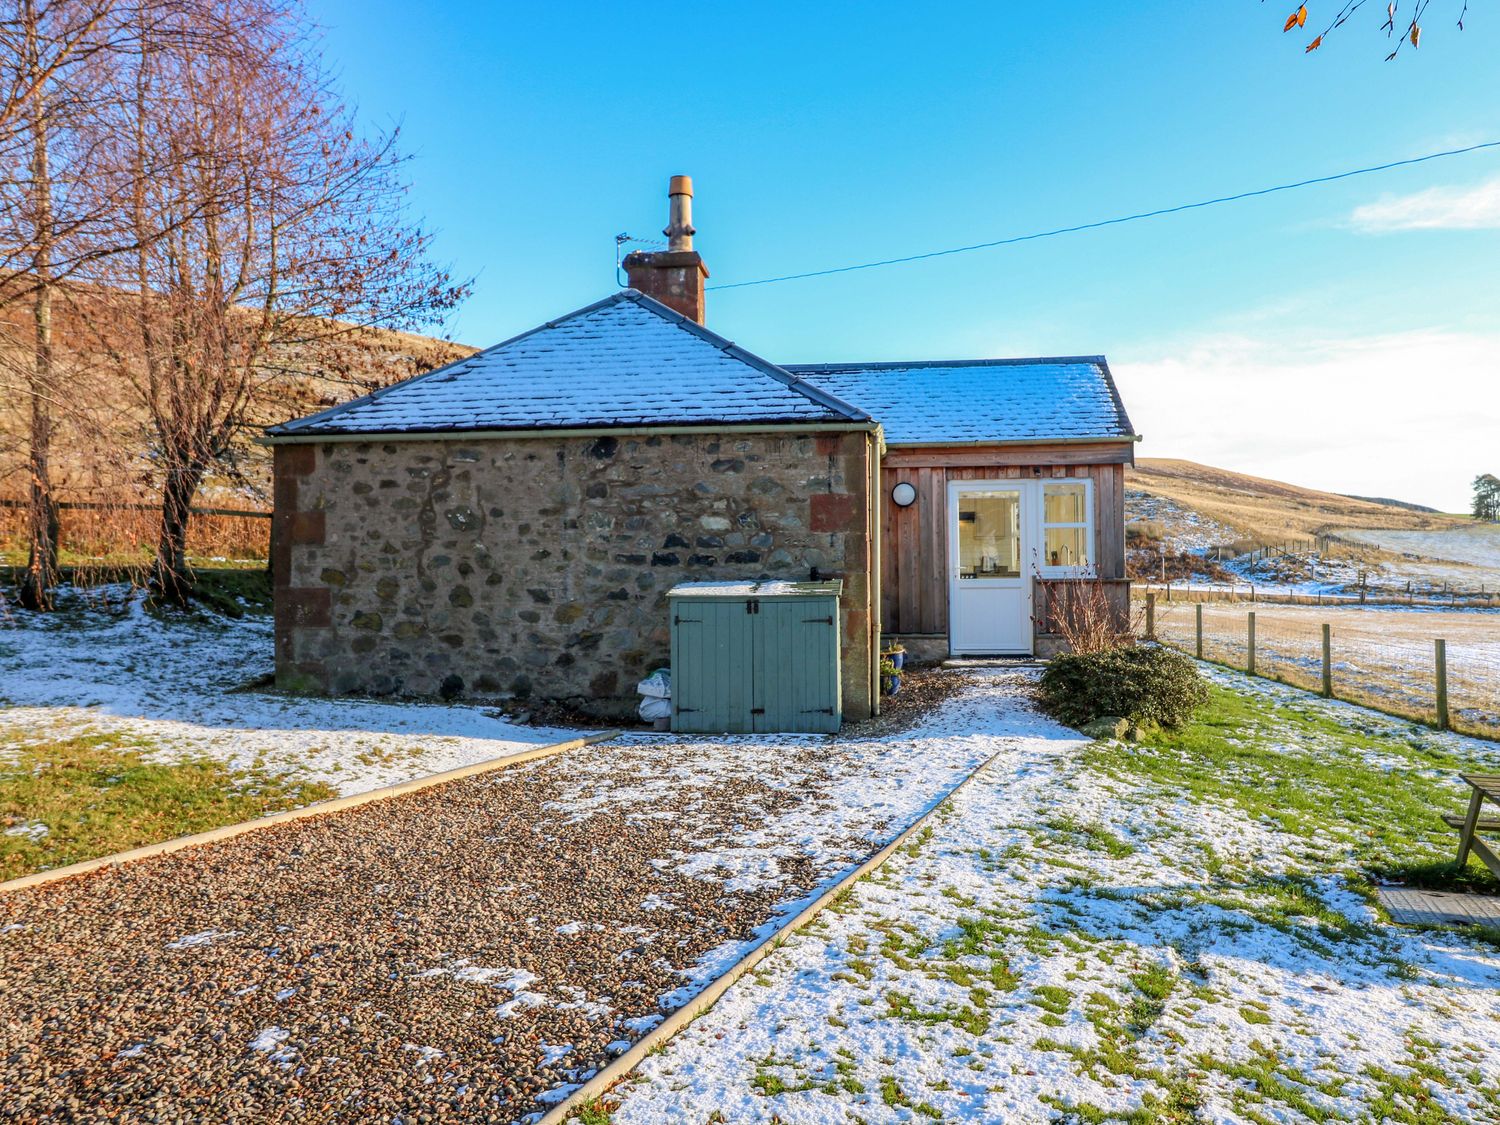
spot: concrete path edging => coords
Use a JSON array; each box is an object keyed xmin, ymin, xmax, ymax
[
  {"xmin": 538, "ymin": 743, "xmax": 1010, "ymax": 1123},
  {"xmin": 0, "ymin": 730, "xmax": 619, "ymax": 895}
]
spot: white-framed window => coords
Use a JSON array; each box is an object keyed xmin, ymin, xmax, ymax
[{"xmin": 1040, "ymin": 480, "xmax": 1093, "ymax": 574}]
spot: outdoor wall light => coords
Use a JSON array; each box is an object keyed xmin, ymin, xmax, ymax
[{"xmin": 891, "ymin": 482, "xmax": 918, "ymax": 507}]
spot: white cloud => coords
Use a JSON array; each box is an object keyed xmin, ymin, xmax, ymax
[
  {"xmin": 1114, "ymin": 330, "xmax": 1500, "ymax": 513},
  {"xmin": 1350, "ymin": 176, "xmax": 1500, "ymax": 232}
]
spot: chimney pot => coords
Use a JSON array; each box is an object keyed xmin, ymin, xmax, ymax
[
  {"xmin": 665, "ymin": 174, "xmax": 695, "ymax": 251},
  {"xmin": 623, "ymin": 175, "xmax": 709, "ymax": 323}
]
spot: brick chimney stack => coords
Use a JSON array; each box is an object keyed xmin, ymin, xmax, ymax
[{"xmin": 624, "ymin": 175, "xmax": 709, "ymax": 324}]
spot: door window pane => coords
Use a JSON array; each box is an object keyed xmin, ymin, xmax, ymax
[
  {"xmin": 1044, "ymin": 483, "xmax": 1087, "ymax": 523},
  {"xmin": 1044, "ymin": 526, "xmax": 1089, "ymax": 568},
  {"xmin": 957, "ymin": 490, "xmax": 1021, "ymax": 578}
]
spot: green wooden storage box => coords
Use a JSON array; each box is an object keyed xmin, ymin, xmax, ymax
[{"xmin": 667, "ymin": 580, "xmax": 843, "ymax": 734}]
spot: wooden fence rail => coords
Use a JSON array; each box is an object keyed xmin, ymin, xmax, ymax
[{"xmin": 0, "ymin": 499, "xmax": 271, "ymax": 519}]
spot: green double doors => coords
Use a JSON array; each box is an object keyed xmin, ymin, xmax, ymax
[{"xmin": 670, "ymin": 594, "xmax": 842, "ymax": 734}]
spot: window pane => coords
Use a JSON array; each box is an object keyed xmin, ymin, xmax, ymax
[
  {"xmin": 1044, "ymin": 526, "xmax": 1089, "ymax": 569},
  {"xmin": 1044, "ymin": 483, "xmax": 1087, "ymax": 524},
  {"xmin": 957, "ymin": 490, "xmax": 1021, "ymax": 578}
]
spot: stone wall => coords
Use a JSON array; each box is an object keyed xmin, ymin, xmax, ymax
[{"xmin": 272, "ymin": 429, "xmax": 877, "ymax": 720}]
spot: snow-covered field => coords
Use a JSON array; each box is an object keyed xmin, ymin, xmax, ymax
[
  {"xmin": 0, "ymin": 587, "xmax": 584, "ymax": 795},
  {"xmin": 611, "ymin": 671, "xmax": 1500, "ymax": 1124},
  {"xmin": 1336, "ymin": 524, "xmax": 1500, "ymax": 573},
  {"xmin": 1153, "ymin": 599, "xmax": 1500, "ymax": 738}
]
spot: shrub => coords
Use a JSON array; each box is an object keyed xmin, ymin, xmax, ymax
[
  {"xmin": 1037, "ymin": 644, "xmax": 1207, "ymax": 731},
  {"xmin": 1125, "ymin": 520, "xmax": 1165, "ymax": 546}
]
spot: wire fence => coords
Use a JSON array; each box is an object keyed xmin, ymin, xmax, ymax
[
  {"xmin": 0, "ymin": 497, "xmax": 270, "ymax": 565},
  {"xmin": 1136, "ymin": 581, "xmax": 1500, "ymax": 610},
  {"xmin": 1142, "ymin": 594, "xmax": 1500, "ymax": 741}
]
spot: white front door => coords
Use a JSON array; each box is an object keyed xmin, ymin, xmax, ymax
[{"xmin": 948, "ymin": 481, "xmax": 1033, "ymax": 655}]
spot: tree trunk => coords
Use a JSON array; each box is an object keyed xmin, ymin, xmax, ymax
[
  {"xmin": 16, "ymin": 0, "xmax": 60, "ymax": 612},
  {"xmin": 150, "ymin": 461, "xmax": 205, "ymax": 605}
]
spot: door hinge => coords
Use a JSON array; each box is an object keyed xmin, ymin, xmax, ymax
[
  {"xmin": 803, "ymin": 616, "xmax": 833, "ymax": 624},
  {"xmin": 674, "ymin": 616, "xmax": 701, "ymax": 625},
  {"xmin": 801, "ymin": 707, "xmax": 834, "ymax": 715},
  {"xmin": 676, "ymin": 707, "xmax": 698, "ymax": 714},
  {"xmin": 751, "ymin": 707, "xmax": 765, "ymax": 715}
]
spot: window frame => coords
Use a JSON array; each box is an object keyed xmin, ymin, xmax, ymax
[{"xmin": 1038, "ymin": 478, "xmax": 1095, "ymax": 577}]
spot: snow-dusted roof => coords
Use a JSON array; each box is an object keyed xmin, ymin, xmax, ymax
[
  {"xmin": 267, "ymin": 291, "xmax": 868, "ymax": 436},
  {"xmin": 786, "ymin": 358, "xmax": 1137, "ymax": 446}
]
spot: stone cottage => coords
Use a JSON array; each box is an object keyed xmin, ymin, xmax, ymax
[{"xmin": 265, "ymin": 177, "xmax": 1137, "ymax": 721}]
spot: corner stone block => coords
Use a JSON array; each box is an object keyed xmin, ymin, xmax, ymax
[
  {"xmin": 278, "ymin": 587, "xmax": 332, "ymax": 628},
  {"xmin": 288, "ymin": 510, "xmax": 326, "ymax": 545},
  {"xmin": 810, "ymin": 492, "xmax": 861, "ymax": 533},
  {"xmin": 279, "ymin": 443, "xmax": 317, "ymax": 477}
]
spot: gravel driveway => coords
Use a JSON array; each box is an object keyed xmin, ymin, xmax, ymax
[{"xmin": 0, "ymin": 673, "xmax": 1011, "ymax": 1122}]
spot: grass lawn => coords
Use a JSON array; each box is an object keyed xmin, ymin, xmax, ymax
[
  {"xmin": 0, "ymin": 727, "xmax": 333, "ymax": 880},
  {"xmin": 1097, "ymin": 679, "xmax": 1500, "ymax": 905},
  {"xmin": 614, "ymin": 669, "xmax": 1500, "ymax": 1124}
]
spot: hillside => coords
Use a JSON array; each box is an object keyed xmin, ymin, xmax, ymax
[
  {"xmin": 0, "ymin": 285, "xmax": 476, "ymax": 512},
  {"xmin": 1125, "ymin": 458, "xmax": 1497, "ymax": 594},
  {"xmin": 1125, "ymin": 458, "xmax": 1465, "ymax": 543}
]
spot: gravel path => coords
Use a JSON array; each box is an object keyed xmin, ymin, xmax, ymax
[{"xmin": 0, "ymin": 673, "xmax": 1010, "ymax": 1122}]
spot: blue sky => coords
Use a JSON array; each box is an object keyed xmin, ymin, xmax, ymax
[{"xmin": 315, "ymin": 1, "xmax": 1499, "ymax": 511}]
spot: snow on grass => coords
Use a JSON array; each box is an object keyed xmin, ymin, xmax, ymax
[
  {"xmin": 0, "ymin": 586, "xmax": 586, "ymax": 796},
  {"xmin": 611, "ymin": 670, "xmax": 1500, "ymax": 1124},
  {"xmin": 1154, "ymin": 600, "xmax": 1500, "ymax": 739},
  {"xmin": 1335, "ymin": 525, "xmax": 1500, "ymax": 581}
]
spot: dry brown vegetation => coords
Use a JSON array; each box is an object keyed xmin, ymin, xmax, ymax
[
  {"xmin": 1126, "ymin": 458, "xmax": 1467, "ymax": 542},
  {"xmin": 0, "ymin": 280, "xmax": 473, "ymax": 565},
  {"xmin": 0, "ymin": 280, "xmax": 471, "ymax": 564}
]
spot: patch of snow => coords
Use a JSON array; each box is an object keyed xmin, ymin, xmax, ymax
[
  {"xmin": 247, "ymin": 1026, "xmax": 294, "ymax": 1062},
  {"xmin": 3, "ymin": 820, "xmax": 48, "ymax": 841},
  {"xmin": 0, "ymin": 586, "xmax": 589, "ymax": 797},
  {"xmin": 611, "ymin": 671, "xmax": 1500, "ymax": 1124},
  {"xmin": 166, "ymin": 929, "xmax": 240, "ymax": 950}
]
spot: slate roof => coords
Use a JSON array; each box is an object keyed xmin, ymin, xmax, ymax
[
  {"xmin": 786, "ymin": 358, "xmax": 1136, "ymax": 446},
  {"xmin": 267, "ymin": 291, "xmax": 868, "ymax": 437}
]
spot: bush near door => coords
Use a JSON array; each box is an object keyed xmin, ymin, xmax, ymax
[{"xmin": 1037, "ymin": 644, "xmax": 1207, "ymax": 732}]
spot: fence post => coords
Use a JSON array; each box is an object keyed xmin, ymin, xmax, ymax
[
  {"xmin": 1247, "ymin": 611, "xmax": 1256, "ymax": 676},
  {"xmin": 1145, "ymin": 592, "xmax": 1156, "ymax": 640},
  {"xmin": 1435, "ymin": 638, "xmax": 1450, "ymax": 731},
  {"xmin": 1321, "ymin": 623, "xmax": 1332, "ymax": 698},
  {"xmin": 1195, "ymin": 603, "xmax": 1203, "ymax": 660}
]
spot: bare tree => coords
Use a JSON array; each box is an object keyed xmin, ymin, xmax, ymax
[
  {"xmin": 104, "ymin": 0, "xmax": 464, "ymax": 603},
  {"xmin": 1272, "ymin": 1, "xmax": 1474, "ymax": 56},
  {"xmin": 0, "ymin": 0, "xmax": 128, "ymax": 608}
]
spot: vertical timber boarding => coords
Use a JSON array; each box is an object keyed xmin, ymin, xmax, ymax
[
  {"xmin": 669, "ymin": 584, "xmax": 843, "ymax": 734},
  {"xmin": 878, "ymin": 442, "xmax": 1134, "ymax": 639},
  {"xmin": 670, "ymin": 597, "xmax": 755, "ymax": 733},
  {"xmin": 752, "ymin": 600, "xmax": 841, "ymax": 733}
]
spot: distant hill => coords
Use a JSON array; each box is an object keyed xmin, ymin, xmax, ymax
[
  {"xmin": 0, "ymin": 284, "xmax": 476, "ymax": 510},
  {"xmin": 1340, "ymin": 494, "xmax": 1441, "ymax": 515},
  {"xmin": 1125, "ymin": 458, "xmax": 1464, "ymax": 543}
]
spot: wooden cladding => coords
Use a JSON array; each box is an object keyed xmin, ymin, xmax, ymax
[
  {"xmin": 882, "ymin": 441, "xmax": 1135, "ymax": 469},
  {"xmin": 880, "ymin": 451, "xmax": 1127, "ymax": 636}
]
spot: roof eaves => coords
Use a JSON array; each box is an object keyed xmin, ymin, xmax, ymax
[{"xmin": 1096, "ymin": 356, "xmax": 1140, "ymax": 440}]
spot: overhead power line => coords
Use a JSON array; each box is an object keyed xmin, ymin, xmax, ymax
[{"xmin": 706, "ymin": 139, "xmax": 1500, "ymax": 292}]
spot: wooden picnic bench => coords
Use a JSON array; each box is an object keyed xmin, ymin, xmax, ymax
[{"xmin": 1448, "ymin": 775, "xmax": 1500, "ymax": 879}]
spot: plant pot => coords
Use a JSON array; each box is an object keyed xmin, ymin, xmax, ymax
[
  {"xmin": 881, "ymin": 672, "xmax": 902, "ymax": 696},
  {"xmin": 883, "ymin": 647, "xmax": 906, "ymax": 671}
]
